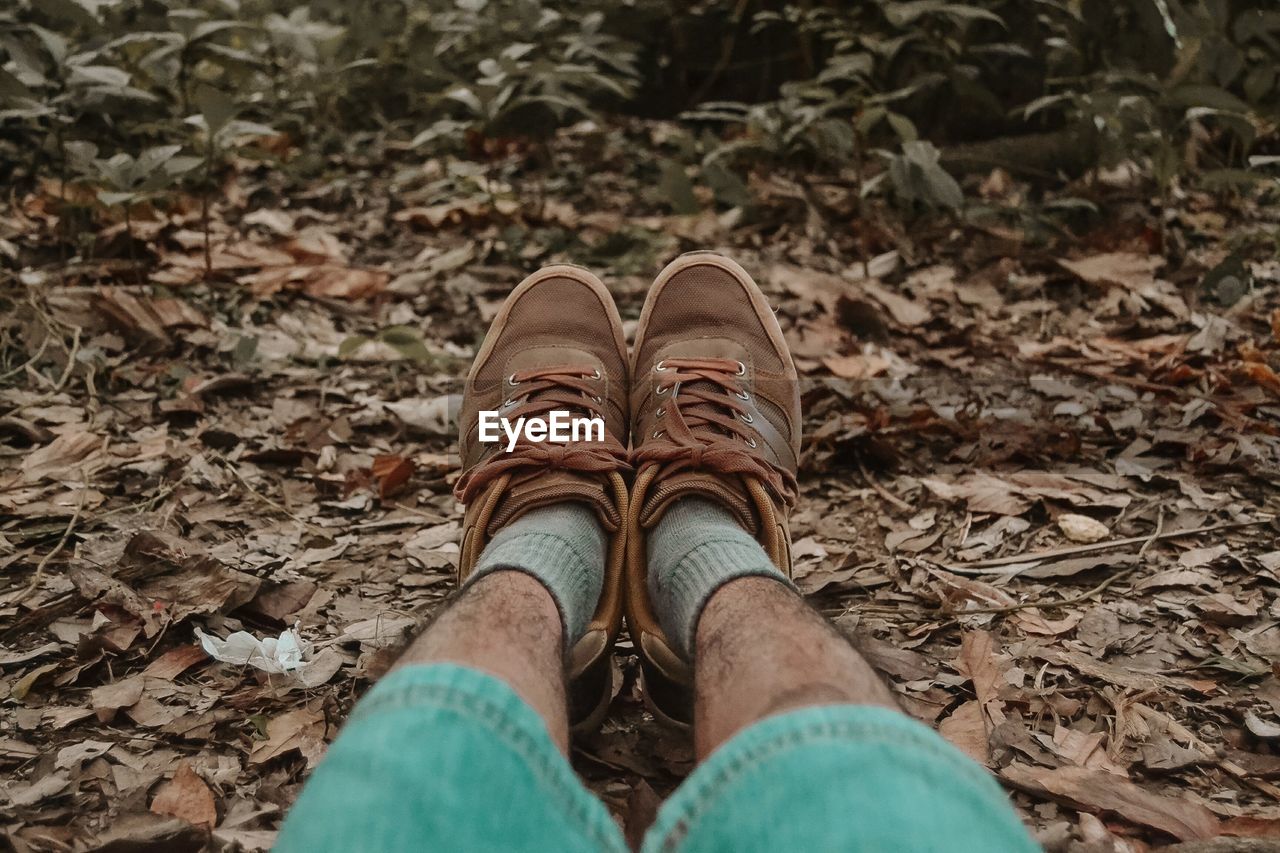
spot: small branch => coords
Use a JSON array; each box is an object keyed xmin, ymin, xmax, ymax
[
  {"xmin": 939, "ymin": 519, "xmax": 1267, "ymax": 575},
  {"xmin": 16, "ymin": 483, "xmax": 87, "ymax": 603},
  {"xmin": 50, "ymin": 326, "xmax": 81, "ymax": 393},
  {"xmin": 0, "ymin": 335, "xmax": 50, "ymax": 383},
  {"xmin": 947, "ymin": 507, "xmax": 1167, "ymax": 614},
  {"xmin": 857, "ymin": 455, "xmax": 914, "ymax": 514},
  {"xmin": 215, "ymin": 455, "xmax": 325, "ymax": 534}
]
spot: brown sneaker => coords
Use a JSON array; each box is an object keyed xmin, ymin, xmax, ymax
[
  {"xmin": 625, "ymin": 252, "xmax": 800, "ymax": 725},
  {"xmin": 454, "ymin": 265, "xmax": 630, "ymax": 730}
]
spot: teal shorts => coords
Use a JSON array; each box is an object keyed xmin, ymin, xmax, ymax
[{"xmin": 276, "ymin": 664, "xmax": 1037, "ymax": 852}]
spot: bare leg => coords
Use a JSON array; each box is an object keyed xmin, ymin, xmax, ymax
[
  {"xmin": 692, "ymin": 576, "xmax": 897, "ymax": 759},
  {"xmin": 393, "ymin": 570, "xmax": 570, "ymax": 753}
]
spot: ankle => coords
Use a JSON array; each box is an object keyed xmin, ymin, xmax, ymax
[
  {"xmin": 467, "ymin": 502, "xmax": 605, "ymax": 648},
  {"xmin": 648, "ymin": 499, "xmax": 790, "ymax": 656}
]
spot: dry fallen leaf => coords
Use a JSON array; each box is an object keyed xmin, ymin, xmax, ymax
[
  {"xmin": 142, "ymin": 645, "xmax": 209, "ymax": 680},
  {"xmin": 1244, "ymin": 711, "xmax": 1280, "ymax": 740},
  {"xmin": 91, "ymin": 675, "xmax": 145, "ymax": 723},
  {"xmin": 1001, "ymin": 763, "xmax": 1217, "ymax": 841},
  {"xmin": 956, "ymin": 630, "xmax": 1006, "ymax": 728},
  {"xmin": 939, "ymin": 700, "xmax": 990, "ymax": 764},
  {"xmin": 1059, "ymin": 252, "xmax": 1163, "ymax": 290},
  {"xmin": 249, "ymin": 707, "xmax": 327, "ymax": 767},
  {"xmin": 371, "ymin": 454, "xmax": 415, "ymax": 499},
  {"xmin": 150, "ymin": 762, "xmax": 217, "ymax": 829},
  {"xmin": 1057, "ymin": 513, "xmax": 1110, "ymax": 543}
]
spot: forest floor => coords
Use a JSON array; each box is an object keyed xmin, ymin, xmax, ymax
[{"xmin": 2, "ymin": 122, "xmax": 1280, "ymax": 852}]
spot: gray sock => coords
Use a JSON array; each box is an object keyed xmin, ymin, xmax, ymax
[
  {"xmin": 466, "ymin": 502, "xmax": 605, "ymax": 648},
  {"xmin": 647, "ymin": 497, "xmax": 791, "ymax": 657}
]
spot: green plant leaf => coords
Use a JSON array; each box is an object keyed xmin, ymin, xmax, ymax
[
  {"xmin": 97, "ymin": 190, "xmax": 136, "ymax": 206},
  {"xmin": 658, "ymin": 159, "xmax": 699, "ymax": 214},
  {"xmin": 196, "ymin": 85, "xmax": 238, "ymax": 137},
  {"xmin": 337, "ymin": 335, "xmax": 370, "ymax": 359}
]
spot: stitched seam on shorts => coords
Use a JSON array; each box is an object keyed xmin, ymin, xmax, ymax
[
  {"xmin": 353, "ymin": 682, "xmax": 620, "ymax": 851},
  {"xmin": 655, "ymin": 717, "xmax": 1006, "ymax": 853}
]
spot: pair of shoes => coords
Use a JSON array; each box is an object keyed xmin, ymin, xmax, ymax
[{"xmin": 453, "ymin": 252, "xmax": 800, "ymax": 730}]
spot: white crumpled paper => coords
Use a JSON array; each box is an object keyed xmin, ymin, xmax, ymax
[{"xmin": 194, "ymin": 626, "xmax": 309, "ymax": 673}]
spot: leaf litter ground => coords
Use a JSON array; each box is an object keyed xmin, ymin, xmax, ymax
[{"xmin": 2, "ymin": 129, "xmax": 1279, "ymax": 851}]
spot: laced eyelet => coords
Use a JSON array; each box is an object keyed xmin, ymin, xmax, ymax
[
  {"xmin": 502, "ymin": 398, "xmax": 518, "ymax": 409},
  {"xmin": 654, "ymin": 360, "xmax": 669, "ymax": 372},
  {"xmin": 740, "ymin": 412, "xmax": 753, "ymax": 423},
  {"xmin": 591, "ymin": 367, "xmax": 601, "ymax": 379},
  {"xmin": 745, "ymin": 436, "xmax": 757, "ymax": 448},
  {"xmin": 736, "ymin": 389, "xmax": 750, "ymax": 401},
  {"xmin": 656, "ymin": 384, "xmax": 669, "ymax": 395},
  {"xmin": 652, "ymin": 429, "xmax": 664, "ymax": 439},
  {"xmin": 734, "ymin": 360, "xmax": 746, "ymax": 376},
  {"xmin": 591, "ymin": 394, "xmax": 602, "ymax": 403},
  {"xmin": 656, "ymin": 406, "xmax": 666, "ymax": 417},
  {"xmin": 507, "ymin": 373, "xmax": 520, "ymax": 387}
]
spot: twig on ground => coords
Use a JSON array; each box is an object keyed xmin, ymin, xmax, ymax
[
  {"xmin": 0, "ymin": 334, "xmax": 50, "ymax": 383},
  {"xmin": 856, "ymin": 455, "xmax": 914, "ymax": 514},
  {"xmin": 49, "ymin": 325, "xmax": 81, "ymax": 394},
  {"xmin": 939, "ymin": 518, "xmax": 1268, "ymax": 575},
  {"xmin": 391, "ymin": 502, "xmax": 450, "ymax": 524},
  {"xmin": 947, "ymin": 510, "xmax": 1170, "ymax": 617},
  {"xmin": 16, "ymin": 482, "xmax": 87, "ymax": 603},
  {"xmin": 214, "ymin": 455, "xmax": 326, "ymax": 534}
]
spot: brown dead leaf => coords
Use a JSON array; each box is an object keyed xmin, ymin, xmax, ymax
[
  {"xmin": 142, "ymin": 645, "xmax": 208, "ymax": 680},
  {"xmin": 1021, "ymin": 553, "xmax": 1137, "ymax": 580},
  {"xmin": 1036, "ymin": 648, "xmax": 1209, "ymax": 694},
  {"xmin": 822, "ymin": 353, "xmax": 890, "ymax": 380},
  {"xmin": 91, "ymin": 674, "xmax": 144, "ymax": 723},
  {"xmin": 1058, "ymin": 513, "xmax": 1110, "ymax": 543},
  {"xmin": 861, "ymin": 280, "xmax": 931, "ymax": 326},
  {"xmin": 1012, "ymin": 609, "xmax": 1084, "ymax": 637},
  {"xmin": 150, "ymin": 762, "xmax": 217, "ymax": 829},
  {"xmin": 1050, "ymin": 726, "xmax": 1127, "ymax": 775},
  {"xmin": 94, "ymin": 288, "xmax": 206, "ymax": 347},
  {"xmin": 856, "ymin": 633, "xmax": 934, "ymax": 682},
  {"xmin": 244, "ymin": 579, "xmax": 318, "ymax": 623},
  {"xmin": 624, "ymin": 780, "xmax": 662, "ymax": 852},
  {"xmin": 20, "ymin": 431, "xmax": 104, "ymax": 484},
  {"xmin": 284, "ymin": 231, "xmax": 347, "ymax": 265},
  {"xmin": 1244, "ymin": 362, "xmax": 1280, "ymax": 397},
  {"xmin": 921, "ymin": 473, "xmax": 1030, "ymax": 515},
  {"xmin": 1000, "ymin": 762, "xmax": 1217, "ymax": 841},
  {"xmin": 939, "ymin": 700, "xmax": 990, "ymax": 764},
  {"xmin": 1245, "ymin": 711, "xmax": 1280, "ymax": 740},
  {"xmin": 371, "ymin": 454, "xmax": 415, "ymax": 499},
  {"xmin": 9, "ymin": 662, "xmax": 59, "ymax": 701},
  {"xmin": 303, "ymin": 266, "xmax": 388, "ymax": 300},
  {"xmin": 956, "ymin": 630, "xmax": 1006, "ymax": 727},
  {"xmin": 5, "ymin": 772, "xmax": 71, "ymax": 807},
  {"xmin": 138, "ymin": 560, "xmax": 260, "ymax": 623},
  {"xmin": 93, "ymin": 812, "xmax": 207, "ymax": 851},
  {"xmin": 1196, "ymin": 591, "xmax": 1260, "ymax": 626},
  {"xmin": 1059, "ymin": 252, "xmax": 1163, "ymax": 289},
  {"xmin": 931, "ymin": 570, "xmax": 1017, "ymax": 610},
  {"xmin": 249, "ymin": 707, "xmax": 326, "ymax": 766}
]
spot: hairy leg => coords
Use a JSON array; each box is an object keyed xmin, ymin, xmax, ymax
[
  {"xmin": 692, "ymin": 576, "xmax": 897, "ymax": 759},
  {"xmin": 395, "ymin": 570, "xmax": 570, "ymax": 753}
]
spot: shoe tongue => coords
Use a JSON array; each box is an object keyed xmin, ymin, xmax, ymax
[
  {"xmin": 638, "ymin": 471, "xmax": 759, "ymax": 536},
  {"xmin": 487, "ymin": 470, "xmax": 619, "ymax": 534}
]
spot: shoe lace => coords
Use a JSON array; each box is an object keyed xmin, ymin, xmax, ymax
[
  {"xmin": 632, "ymin": 356, "xmax": 797, "ymax": 505},
  {"xmin": 453, "ymin": 364, "xmax": 629, "ymax": 504}
]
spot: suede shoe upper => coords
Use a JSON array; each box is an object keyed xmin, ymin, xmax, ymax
[{"xmin": 624, "ymin": 251, "xmax": 801, "ymax": 725}]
